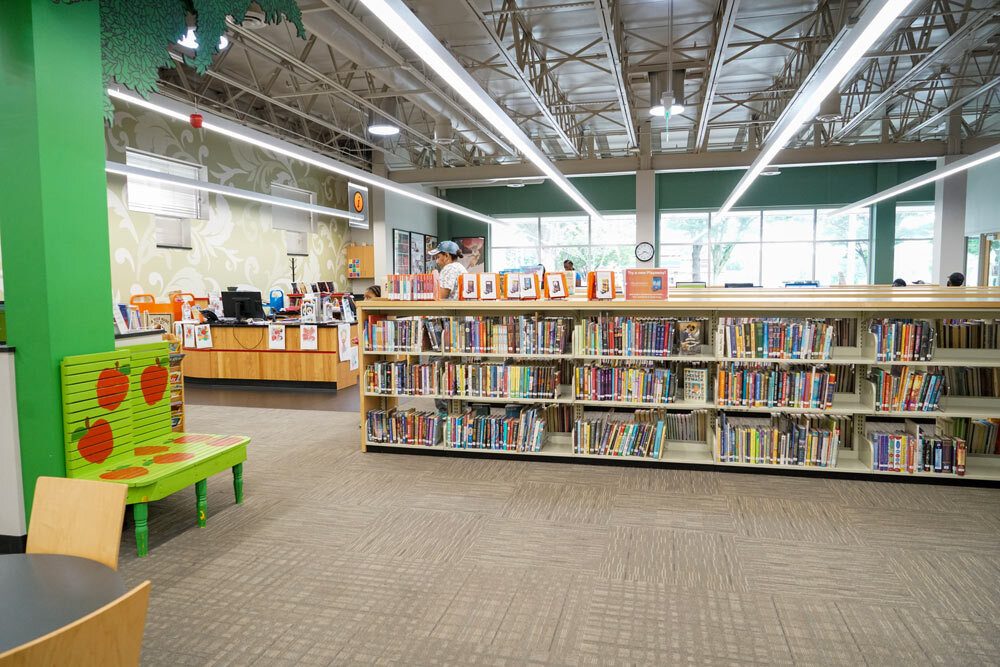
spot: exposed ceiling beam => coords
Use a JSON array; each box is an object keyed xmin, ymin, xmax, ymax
[
  {"xmin": 694, "ymin": 0, "xmax": 742, "ymax": 153},
  {"xmin": 462, "ymin": 0, "xmax": 582, "ymax": 157},
  {"xmin": 901, "ymin": 75, "xmax": 1000, "ymax": 138},
  {"xmin": 833, "ymin": 8, "xmax": 1000, "ymax": 142},
  {"xmin": 595, "ymin": 0, "xmax": 637, "ymax": 148}
]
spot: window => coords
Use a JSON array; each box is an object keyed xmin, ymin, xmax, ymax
[
  {"xmin": 125, "ymin": 149, "xmax": 205, "ymax": 219},
  {"xmin": 490, "ymin": 213, "xmax": 637, "ymax": 277},
  {"xmin": 966, "ymin": 237, "xmax": 980, "ymax": 286},
  {"xmin": 893, "ymin": 204, "xmax": 934, "ymax": 284},
  {"xmin": 270, "ymin": 182, "xmax": 315, "ymax": 257},
  {"xmin": 154, "ymin": 215, "xmax": 191, "ymax": 249},
  {"xmin": 659, "ymin": 208, "xmax": 872, "ymax": 286}
]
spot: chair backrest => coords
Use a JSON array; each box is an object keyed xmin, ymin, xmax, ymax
[
  {"xmin": 0, "ymin": 580, "xmax": 150, "ymax": 667},
  {"xmin": 26, "ymin": 476, "xmax": 128, "ymax": 570}
]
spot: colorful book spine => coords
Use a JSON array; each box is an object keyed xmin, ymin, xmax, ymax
[
  {"xmin": 573, "ymin": 362, "xmax": 681, "ymax": 404},
  {"xmin": 440, "ymin": 316, "xmax": 571, "ymax": 355},
  {"xmin": 364, "ymin": 361, "xmax": 440, "ymax": 396},
  {"xmin": 580, "ymin": 316, "xmax": 683, "ymax": 357},
  {"xmin": 443, "ymin": 407, "xmax": 546, "ymax": 452},
  {"xmin": 440, "ymin": 362, "xmax": 560, "ymax": 399},
  {"xmin": 870, "ymin": 319, "xmax": 935, "ymax": 361},
  {"xmin": 365, "ymin": 409, "xmax": 441, "ymax": 446},
  {"xmin": 868, "ymin": 367, "xmax": 943, "ymax": 412},
  {"xmin": 714, "ymin": 413, "xmax": 845, "ymax": 466},
  {"xmin": 718, "ymin": 318, "xmax": 835, "ymax": 359},
  {"xmin": 572, "ymin": 418, "xmax": 670, "ymax": 458},
  {"xmin": 363, "ymin": 317, "xmax": 423, "ymax": 352},
  {"xmin": 716, "ymin": 363, "xmax": 836, "ymax": 410}
]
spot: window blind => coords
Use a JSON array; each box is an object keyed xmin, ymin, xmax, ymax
[
  {"xmin": 270, "ymin": 183, "xmax": 315, "ymax": 234},
  {"xmin": 154, "ymin": 216, "xmax": 192, "ymax": 249},
  {"xmin": 125, "ymin": 150, "xmax": 203, "ymax": 219}
]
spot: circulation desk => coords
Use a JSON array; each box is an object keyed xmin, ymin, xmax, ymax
[{"xmin": 182, "ymin": 322, "xmax": 358, "ymax": 388}]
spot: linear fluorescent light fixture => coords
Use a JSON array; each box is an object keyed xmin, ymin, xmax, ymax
[
  {"xmin": 107, "ymin": 88, "xmax": 502, "ymax": 227},
  {"xmin": 826, "ymin": 142, "xmax": 1000, "ymax": 217},
  {"xmin": 106, "ymin": 161, "xmax": 364, "ymax": 221},
  {"xmin": 351, "ymin": 0, "xmax": 604, "ymax": 222},
  {"xmin": 717, "ymin": 0, "xmax": 915, "ymax": 217}
]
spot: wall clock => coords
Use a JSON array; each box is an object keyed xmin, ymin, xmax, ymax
[{"xmin": 635, "ymin": 242, "xmax": 655, "ymax": 262}]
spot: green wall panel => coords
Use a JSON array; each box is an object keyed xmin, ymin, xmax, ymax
[{"xmin": 0, "ymin": 0, "xmax": 114, "ymax": 523}]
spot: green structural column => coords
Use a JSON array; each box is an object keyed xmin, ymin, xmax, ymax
[
  {"xmin": 0, "ymin": 0, "xmax": 115, "ymax": 522},
  {"xmin": 872, "ymin": 163, "xmax": 898, "ymax": 284}
]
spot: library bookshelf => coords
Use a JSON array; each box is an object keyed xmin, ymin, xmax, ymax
[{"xmin": 358, "ymin": 288, "xmax": 1000, "ymax": 483}]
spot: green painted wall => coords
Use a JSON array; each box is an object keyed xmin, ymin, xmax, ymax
[{"xmin": 0, "ymin": 0, "xmax": 114, "ymax": 522}]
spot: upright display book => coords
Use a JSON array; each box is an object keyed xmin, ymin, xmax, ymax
[
  {"xmin": 544, "ymin": 272, "xmax": 568, "ymax": 299},
  {"xmin": 684, "ymin": 367, "xmax": 707, "ymax": 402},
  {"xmin": 504, "ymin": 273, "xmax": 521, "ymax": 299},
  {"xmin": 679, "ymin": 320, "xmax": 702, "ymax": 355},
  {"xmin": 479, "ymin": 273, "xmax": 499, "ymax": 300},
  {"xmin": 587, "ymin": 271, "xmax": 616, "ymax": 300},
  {"xmin": 459, "ymin": 273, "xmax": 479, "ymax": 300},
  {"xmin": 625, "ymin": 268, "xmax": 669, "ymax": 300}
]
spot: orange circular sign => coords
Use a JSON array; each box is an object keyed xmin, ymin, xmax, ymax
[{"xmin": 353, "ymin": 191, "xmax": 364, "ymax": 212}]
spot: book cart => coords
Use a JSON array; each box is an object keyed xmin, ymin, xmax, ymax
[{"xmin": 358, "ymin": 288, "xmax": 1000, "ymax": 482}]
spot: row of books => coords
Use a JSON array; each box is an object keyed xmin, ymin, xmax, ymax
[
  {"xmin": 868, "ymin": 422, "xmax": 966, "ymax": 474},
  {"xmin": 363, "ymin": 316, "xmax": 423, "ymax": 352},
  {"xmin": 716, "ymin": 363, "xmax": 837, "ymax": 410},
  {"xmin": 869, "ymin": 367, "xmax": 943, "ymax": 412},
  {"xmin": 601, "ymin": 408, "xmax": 708, "ymax": 441},
  {"xmin": 714, "ymin": 413, "xmax": 848, "ymax": 466},
  {"xmin": 577, "ymin": 316, "xmax": 706, "ymax": 357},
  {"xmin": 385, "ymin": 274, "xmax": 438, "ymax": 301},
  {"xmin": 943, "ymin": 417, "xmax": 1000, "ymax": 454},
  {"xmin": 573, "ymin": 363, "xmax": 686, "ymax": 404},
  {"xmin": 935, "ymin": 318, "xmax": 1000, "ymax": 349},
  {"xmin": 364, "ymin": 361, "xmax": 439, "ymax": 396},
  {"xmin": 441, "ymin": 362, "xmax": 560, "ymax": 399},
  {"xmin": 438, "ymin": 316, "xmax": 571, "ymax": 355},
  {"xmin": 572, "ymin": 417, "xmax": 671, "ymax": 457},
  {"xmin": 718, "ymin": 318, "xmax": 837, "ymax": 359},
  {"xmin": 442, "ymin": 407, "xmax": 546, "ymax": 452},
  {"xmin": 939, "ymin": 365, "xmax": 1000, "ymax": 398},
  {"xmin": 365, "ymin": 409, "xmax": 440, "ymax": 446},
  {"xmin": 825, "ymin": 317, "xmax": 857, "ymax": 347},
  {"xmin": 870, "ymin": 318, "xmax": 935, "ymax": 361}
]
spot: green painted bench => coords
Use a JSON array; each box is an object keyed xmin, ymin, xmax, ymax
[{"xmin": 61, "ymin": 343, "xmax": 249, "ymax": 557}]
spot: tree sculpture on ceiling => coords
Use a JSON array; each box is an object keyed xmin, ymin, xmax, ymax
[{"xmin": 57, "ymin": 0, "xmax": 306, "ymax": 120}]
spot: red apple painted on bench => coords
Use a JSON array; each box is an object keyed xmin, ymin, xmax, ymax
[
  {"xmin": 206, "ymin": 436, "xmax": 244, "ymax": 447},
  {"xmin": 100, "ymin": 466, "xmax": 149, "ymax": 480},
  {"xmin": 174, "ymin": 434, "xmax": 211, "ymax": 444},
  {"xmin": 134, "ymin": 446, "xmax": 170, "ymax": 456},
  {"xmin": 74, "ymin": 417, "xmax": 113, "ymax": 464},
  {"xmin": 153, "ymin": 452, "xmax": 196, "ymax": 464},
  {"xmin": 96, "ymin": 362, "xmax": 130, "ymax": 411},
  {"xmin": 141, "ymin": 357, "xmax": 168, "ymax": 406}
]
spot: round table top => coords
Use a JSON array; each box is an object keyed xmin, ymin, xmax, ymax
[{"xmin": 0, "ymin": 553, "xmax": 127, "ymax": 653}]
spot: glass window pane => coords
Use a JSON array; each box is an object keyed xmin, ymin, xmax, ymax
[
  {"xmin": 815, "ymin": 241, "xmax": 871, "ymax": 285},
  {"xmin": 592, "ymin": 214, "xmax": 636, "ymax": 245},
  {"xmin": 895, "ymin": 204, "xmax": 934, "ymax": 240},
  {"xmin": 817, "ymin": 209, "xmax": 870, "ymax": 240},
  {"xmin": 761, "ymin": 242, "xmax": 813, "ymax": 286},
  {"xmin": 762, "ymin": 209, "xmax": 814, "ymax": 242},
  {"xmin": 585, "ymin": 245, "xmax": 636, "ymax": 273},
  {"xmin": 712, "ymin": 243, "xmax": 760, "ymax": 285},
  {"xmin": 540, "ymin": 215, "xmax": 589, "ymax": 245},
  {"xmin": 712, "ymin": 212, "xmax": 761, "ymax": 243},
  {"xmin": 966, "ymin": 237, "xmax": 979, "ymax": 286},
  {"xmin": 491, "ymin": 247, "xmax": 539, "ymax": 271},
  {"xmin": 660, "ymin": 212, "xmax": 710, "ymax": 243},
  {"xmin": 660, "ymin": 244, "xmax": 709, "ymax": 284},
  {"xmin": 893, "ymin": 239, "xmax": 933, "ymax": 283},
  {"xmin": 541, "ymin": 246, "xmax": 588, "ymax": 273},
  {"xmin": 493, "ymin": 217, "xmax": 539, "ymax": 247}
]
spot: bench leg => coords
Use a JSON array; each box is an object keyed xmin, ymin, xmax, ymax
[
  {"xmin": 134, "ymin": 503, "xmax": 149, "ymax": 558},
  {"xmin": 233, "ymin": 463, "xmax": 244, "ymax": 504},
  {"xmin": 195, "ymin": 480, "xmax": 207, "ymax": 527}
]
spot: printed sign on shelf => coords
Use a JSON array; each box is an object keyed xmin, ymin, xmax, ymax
[{"xmin": 624, "ymin": 268, "xmax": 669, "ymax": 300}]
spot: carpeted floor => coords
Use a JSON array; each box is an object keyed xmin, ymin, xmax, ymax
[{"xmin": 120, "ymin": 404, "xmax": 1000, "ymax": 666}]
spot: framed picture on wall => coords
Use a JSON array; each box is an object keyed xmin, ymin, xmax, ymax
[
  {"xmin": 454, "ymin": 236, "xmax": 486, "ymax": 273},
  {"xmin": 424, "ymin": 235, "xmax": 438, "ymax": 272},
  {"xmin": 410, "ymin": 232, "xmax": 424, "ymax": 276},
  {"xmin": 393, "ymin": 229, "xmax": 411, "ymax": 274}
]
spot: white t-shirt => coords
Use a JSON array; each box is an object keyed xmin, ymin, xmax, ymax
[{"xmin": 438, "ymin": 261, "xmax": 467, "ymax": 299}]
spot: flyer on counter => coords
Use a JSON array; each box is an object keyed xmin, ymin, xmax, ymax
[
  {"xmin": 268, "ymin": 323, "xmax": 286, "ymax": 350},
  {"xmin": 300, "ymin": 324, "xmax": 319, "ymax": 350}
]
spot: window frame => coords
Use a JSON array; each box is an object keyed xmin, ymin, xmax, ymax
[{"xmin": 124, "ymin": 148, "xmax": 206, "ymax": 220}]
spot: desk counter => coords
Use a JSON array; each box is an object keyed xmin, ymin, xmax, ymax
[{"xmin": 183, "ymin": 322, "xmax": 358, "ymax": 387}]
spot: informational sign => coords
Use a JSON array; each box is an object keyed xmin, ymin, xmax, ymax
[
  {"xmin": 348, "ymin": 182, "xmax": 369, "ymax": 229},
  {"xmin": 625, "ymin": 268, "xmax": 669, "ymax": 300}
]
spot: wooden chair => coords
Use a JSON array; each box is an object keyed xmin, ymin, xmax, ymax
[
  {"xmin": 26, "ymin": 476, "xmax": 128, "ymax": 570},
  {"xmin": 0, "ymin": 581, "xmax": 150, "ymax": 666}
]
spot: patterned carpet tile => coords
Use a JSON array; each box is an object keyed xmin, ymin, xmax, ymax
[
  {"xmin": 463, "ymin": 518, "xmax": 611, "ymax": 572},
  {"xmin": 617, "ymin": 466, "xmax": 722, "ymax": 495},
  {"xmin": 611, "ymin": 490, "xmax": 738, "ymax": 534},
  {"xmin": 729, "ymin": 495, "xmax": 862, "ymax": 545},
  {"xmin": 843, "ymin": 506, "xmax": 1000, "ymax": 554},
  {"xmin": 772, "ymin": 596, "xmax": 868, "ymax": 666},
  {"xmin": 498, "ymin": 481, "xmax": 615, "ymax": 524},
  {"xmin": 716, "ymin": 472, "xmax": 844, "ymax": 502},
  {"xmin": 346, "ymin": 507, "xmax": 486, "ymax": 563},
  {"xmin": 884, "ymin": 548, "xmax": 1000, "ymax": 620},
  {"xmin": 391, "ymin": 477, "xmax": 519, "ymax": 515}
]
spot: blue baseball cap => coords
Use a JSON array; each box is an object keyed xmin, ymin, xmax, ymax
[{"xmin": 428, "ymin": 240, "xmax": 461, "ymax": 256}]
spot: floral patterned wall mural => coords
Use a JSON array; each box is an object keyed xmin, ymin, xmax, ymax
[{"xmin": 105, "ymin": 102, "xmax": 349, "ymax": 302}]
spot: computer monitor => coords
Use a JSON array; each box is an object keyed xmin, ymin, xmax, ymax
[
  {"xmin": 784, "ymin": 280, "xmax": 819, "ymax": 288},
  {"xmin": 724, "ymin": 282, "xmax": 755, "ymax": 288},
  {"xmin": 221, "ymin": 291, "xmax": 265, "ymax": 320},
  {"xmin": 674, "ymin": 281, "xmax": 707, "ymax": 288}
]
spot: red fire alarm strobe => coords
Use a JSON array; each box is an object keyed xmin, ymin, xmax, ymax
[{"xmin": 190, "ymin": 113, "xmax": 203, "ymax": 128}]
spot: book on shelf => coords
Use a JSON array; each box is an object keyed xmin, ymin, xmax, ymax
[
  {"xmin": 684, "ymin": 367, "xmax": 707, "ymax": 402},
  {"xmin": 440, "ymin": 361, "xmax": 560, "ymax": 399},
  {"xmin": 578, "ymin": 315, "xmax": 679, "ymax": 357},
  {"xmin": 715, "ymin": 413, "xmax": 848, "ymax": 466},
  {"xmin": 718, "ymin": 317, "xmax": 836, "ymax": 359},
  {"xmin": 573, "ymin": 415, "xmax": 670, "ymax": 458},
  {"xmin": 870, "ymin": 318, "xmax": 935, "ymax": 361},
  {"xmin": 443, "ymin": 406, "xmax": 546, "ymax": 452},
  {"xmin": 365, "ymin": 409, "xmax": 441, "ymax": 446},
  {"xmin": 574, "ymin": 361, "xmax": 687, "ymax": 404},
  {"xmin": 363, "ymin": 315, "xmax": 424, "ymax": 352},
  {"xmin": 544, "ymin": 272, "xmax": 568, "ymax": 299},
  {"xmin": 938, "ymin": 366, "xmax": 1000, "ymax": 398},
  {"xmin": 479, "ymin": 273, "xmax": 499, "ymax": 300},
  {"xmin": 385, "ymin": 273, "xmax": 439, "ymax": 301},
  {"xmin": 679, "ymin": 320, "xmax": 702, "ymax": 356},
  {"xmin": 940, "ymin": 416, "xmax": 1000, "ymax": 454},
  {"xmin": 868, "ymin": 367, "xmax": 943, "ymax": 412},
  {"xmin": 440, "ymin": 315, "xmax": 572, "ymax": 355},
  {"xmin": 587, "ymin": 271, "xmax": 616, "ymax": 300},
  {"xmin": 935, "ymin": 318, "xmax": 1000, "ymax": 349},
  {"xmin": 459, "ymin": 273, "xmax": 479, "ymax": 300},
  {"xmin": 364, "ymin": 360, "xmax": 440, "ymax": 396},
  {"xmin": 867, "ymin": 420, "xmax": 966, "ymax": 475},
  {"xmin": 603, "ymin": 408, "xmax": 707, "ymax": 441},
  {"xmin": 716, "ymin": 363, "xmax": 836, "ymax": 410}
]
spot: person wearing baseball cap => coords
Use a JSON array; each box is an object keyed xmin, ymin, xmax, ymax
[{"xmin": 428, "ymin": 240, "xmax": 467, "ymax": 300}]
